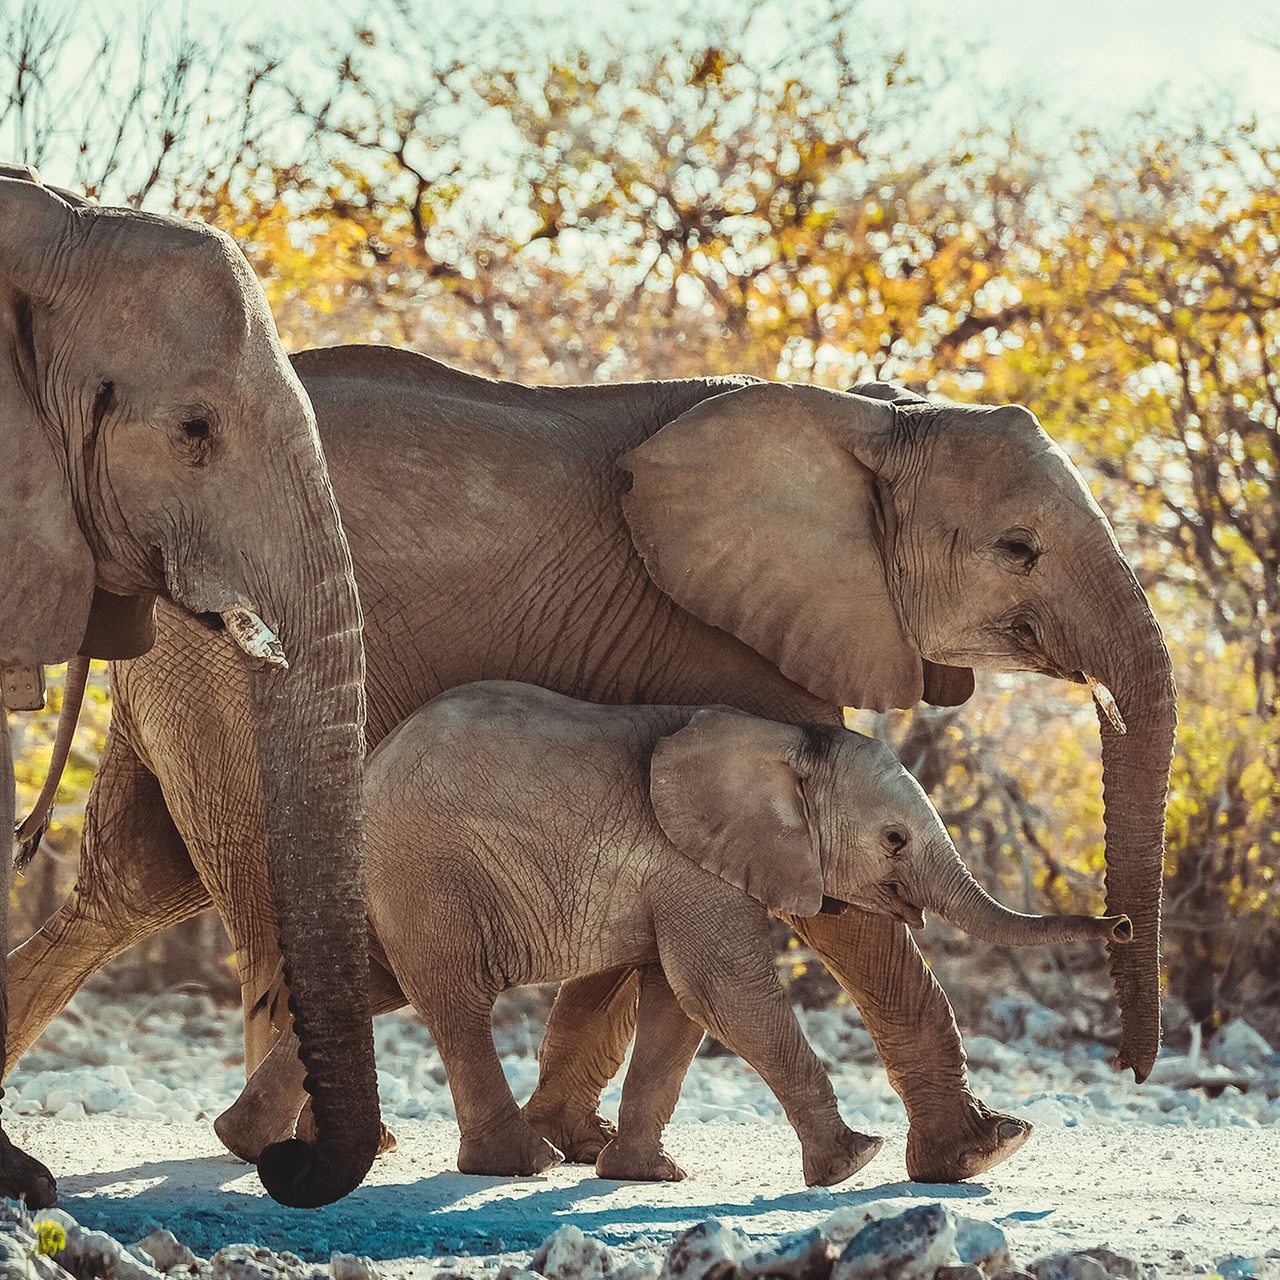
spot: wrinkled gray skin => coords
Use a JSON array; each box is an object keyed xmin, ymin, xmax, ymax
[
  {"xmin": 356, "ymin": 682, "xmax": 1129, "ymax": 1186},
  {"xmin": 7, "ymin": 344, "xmax": 1174, "ymax": 1185},
  {"xmin": 0, "ymin": 169, "xmax": 378, "ymax": 1208}
]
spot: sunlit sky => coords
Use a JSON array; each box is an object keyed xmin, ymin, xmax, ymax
[{"xmin": 146, "ymin": 0, "xmax": 1280, "ymax": 129}]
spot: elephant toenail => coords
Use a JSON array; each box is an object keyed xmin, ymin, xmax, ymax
[{"xmin": 997, "ymin": 1120, "xmax": 1028, "ymax": 1141}]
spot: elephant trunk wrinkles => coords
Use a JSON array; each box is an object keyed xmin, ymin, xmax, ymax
[
  {"xmin": 914, "ymin": 843, "xmax": 1131, "ymax": 946},
  {"xmin": 248, "ymin": 485, "xmax": 380, "ymax": 1208},
  {"xmin": 1080, "ymin": 568, "xmax": 1176, "ymax": 1083}
]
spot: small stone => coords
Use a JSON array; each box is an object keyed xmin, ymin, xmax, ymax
[
  {"xmin": 936, "ymin": 1268, "xmax": 983, "ymax": 1280},
  {"xmin": 1075, "ymin": 1249, "xmax": 1147, "ymax": 1280},
  {"xmin": 530, "ymin": 1226, "xmax": 612, "ymax": 1280},
  {"xmin": 661, "ymin": 1220, "xmax": 750, "ymax": 1280},
  {"xmin": 831, "ymin": 1204, "xmax": 956, "ymax": 1280},
  {"xmin": 612, "ymin": 1260, "xmax": 662, "ymax": 1280},
  {"xmin": 821, "ymin": 1201, "xmax": 910, "ymax": 1250},
  {"xmin": 1031, "ymin": 1254, "xmax": 1110, "ymax": 1280},
  {"xmin": 329, "ymin": 1256, "xmax": 378, "ymax": 1280},
  {"xmin": 136, "ymin": 1229, "xmax": 204, "ymax": 1273},
  {"xmin": 740, "ymin": 1228, "xmax": 834, "ymax": 1280},
  {"xmin": 1209, "ymin": 1020, "xmax": 1275, "ymax": 1071},
  {"xmin": 954, "ymin": 1217, "xmax": 1011, "ymax": 1274},
  {"xmin": 211, "ymin": 1244, "xmax": 321, "ymax": 1280}
]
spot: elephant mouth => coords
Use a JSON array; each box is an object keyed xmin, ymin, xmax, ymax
[{"xmin": 836, "ymin": 886, "xmax": 926, "ymax": 929}]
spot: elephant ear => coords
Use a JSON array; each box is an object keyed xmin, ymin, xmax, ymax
[
  {"xmin": 0, "ymin": 178, "xmax": 96, "ymax": 668},
  {"xmin": 621, "ymin": 381, "xmax": 924, "ymax": 711},
  {"xmin": 650, "ymin": 708, "xmax": 824, "ymax": 917}
]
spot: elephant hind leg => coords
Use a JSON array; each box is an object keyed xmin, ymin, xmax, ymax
[
  {"xmin": 421, "ymin": 987, "xmax": 561, "ymax": 1177},
  {"xmin": 6, "ymin": 725, "xmax": 209, "ymax": 1076},
  {"xmin": 595, "ymin": 965, "xmax": 701, "ymax": 1182},
  {"xmin": 522, "ymin": 967, "xmax": 638, "ymax": 1162}
]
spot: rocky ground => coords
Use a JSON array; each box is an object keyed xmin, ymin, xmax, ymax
[{"xmin": 1, "ymin": 987, "xmax": 1277, "ymax": 1280}]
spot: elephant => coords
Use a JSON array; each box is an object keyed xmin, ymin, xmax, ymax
[
  {"xmin": 0, "ymin": 167, "xmax": 380, "ymax": 1208},
  {"xmin": 6, "ymin": 342, "xmax": 1175, "ymax": 1186},
  {"xmin": 325, "ymin": 681, "xmax": 1130, "ymax": 1185}
]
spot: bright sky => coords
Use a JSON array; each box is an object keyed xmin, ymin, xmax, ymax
[{"xmin": 41, "ymin": 0, "xmax": 1280, "ymax": 149}]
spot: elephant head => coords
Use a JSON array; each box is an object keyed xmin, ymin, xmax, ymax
[
  {"xmin": 651, "ymin": 710, "xmax": 1131, "ymax": 950},
  {"xmin": 622, "ymin": 382, "xmax": 1174, "ymax": 1079},
  {"xmin": 0, "ymin": 171, "xmax": 379, "ymax": 1206}
]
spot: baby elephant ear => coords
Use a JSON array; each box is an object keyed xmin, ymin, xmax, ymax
[{"xmin": 650, "ymin": 708, "xmax": 824, "ymax": 917}]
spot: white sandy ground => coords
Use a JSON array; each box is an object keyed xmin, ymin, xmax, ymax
[{"xmin": 5, "ymin": 989, "xmax": 1279, "ymax": 1277}]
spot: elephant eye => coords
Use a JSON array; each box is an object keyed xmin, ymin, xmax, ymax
[
  {"xmin": 1010, "ymin": 618, "xmax": 1039, "ymax": 650},
  {"xmin": 883, "ymin": 826, "xmax": 908, "ymax": 855},
  {"xmin": 181, "ymin": 416, "xmax": 211, "ymax": 441},
  {"xmin": 995, "ymin": 530, "xmax": 1040, "ymax": 572}
]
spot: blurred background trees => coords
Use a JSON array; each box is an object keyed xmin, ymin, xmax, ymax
[{"xmin": 5, "ymin": 0, "xmax": 1277, "ymax": 1043}]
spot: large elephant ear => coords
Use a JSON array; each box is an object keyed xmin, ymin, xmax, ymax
[
  {"xmin": 650, "ymin": 708, "xmax": 824, "ymax": 917},
  {"xmin": 620, "ymin": 381, "xmax": 924, "ymax": 711},
  {"xmin": 0, "ymin": 177, "xmax": 96, "ymax": 666}
]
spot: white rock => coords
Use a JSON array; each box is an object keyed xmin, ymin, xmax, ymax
[
  {"xmin": 612, "ymin": 1259, "xmax": 662, "ymax": 1280},
  {"xmin": 329, "ymin": 1254, "xmax": 378, "ymax": 1280},
  {"xmin": 822, "ymin": 1199, "xmax": 912, "ymax": 1249},
  {"xmin": 530, "ymin": 1226, "xmax": 611, "ymax": 1280},
  {"xmin": 211, "ymin": 1244, "xmax": 320, "ymax": 1280},
  {"xmin": 739, "ymin": 1228, "xmax": 833, "ymax": 1280},
  {"xmin": 135, "ymin": 1228, "xmax": 205, "ymax": 1273},
  {"xmin": 954, "ymin": 1216, "xmax": 1011, "ymax": 1273},
  {"xmin": 1209, "ymin": 1020, "xmax": 1275, "ymax": 1071},
  {"xmin": 660, "ymin": 1220, "xmax": 749, "ymax": 1280},
  {"xmin": 831, "ymin": 1204, "xmax": 956, "ymax": 1280},
  {"xmin": 1031, "ymin": 1253, "xmax": 1112, "ymax": 1280}
]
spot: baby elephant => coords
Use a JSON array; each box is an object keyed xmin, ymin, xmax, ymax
[{"xmin": 362, "ymin": 681, "xmax": 1130, "ymax": 1187}]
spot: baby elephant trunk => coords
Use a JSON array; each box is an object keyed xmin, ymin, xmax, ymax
[{"xmin": 917, "ymin": 843, "xmax": 1133, "ymax": 947}]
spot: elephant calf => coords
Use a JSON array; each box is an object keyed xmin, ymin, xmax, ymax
[{"xmin": 361, "ymin": 681, "xmax": 1130, "ymax": 1186}]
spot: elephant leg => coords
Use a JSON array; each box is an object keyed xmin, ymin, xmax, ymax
[
  {"xmin": 7, "ymin": 724, "xmax": 210, "ymax": 1074},
  {"xmin": 522, "ymin": 967, "xmax": 638, "ymax": 1162},
  {"xmin": 417, "ymin": 984, "xmax": 561, "ymax": 1177},
  {"xmin": 657, "ymin": 909, "xmax": 881, "ymax": 1189},
  {"xmin": 595, "ymin": 965, "xmax": 702, "ymax": 1182},
  {"xmin": 789, "ymin": 909, "xmax": 1030, "ymax": 1182},
  {"xmin": 0, "ymin": 709, "xmax": 57, "ymax": 1208},
  {"xmin": 217, "ymin": 952, "xmax": 407, "ymax": 1163}
]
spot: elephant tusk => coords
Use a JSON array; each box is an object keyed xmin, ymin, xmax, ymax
[
  {"xmin": 1085, "ymin": 673, "xmax": 1127, "ymax": 735},
  {"xmin": 221, "ymin": 607, "xmax": 289, "ymax": 670}
]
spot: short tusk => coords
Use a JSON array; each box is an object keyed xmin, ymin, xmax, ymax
[
  {"xmin": 1085, "ymin": 673, "xmax": 1126, "ymax": 735},
  {"xmin": 221, "ymin": 607, "xmax": 289, "ymax": 670}
]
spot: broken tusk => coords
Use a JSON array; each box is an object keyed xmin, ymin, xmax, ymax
[
  {"xmin": 1085, "ymin": 673, "xmax": 1126, "ymax": 734},
  {"xmin": 221, "ymin": 607, "xmax": 289, "ymax": 670}
]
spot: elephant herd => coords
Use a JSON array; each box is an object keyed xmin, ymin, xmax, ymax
[{"xmin": 0, "ymin": 168, "xmax": 1175, "ymax": 1211}]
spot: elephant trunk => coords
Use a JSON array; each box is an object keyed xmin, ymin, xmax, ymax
[
  {"xmin": 1076, "ymin": 563, "xmax": 1176, "ymax": 1083},
  {"xmin": 912, "ymin": 841, "xmax": 1133, "ymax": 947},
  {"xmin": 246, "ymin": 477, "xmax": 380, "ymax": 1208}
]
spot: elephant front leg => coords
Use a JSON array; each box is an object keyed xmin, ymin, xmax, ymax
[
  {"xmin": 0, "ymin": 710, "xmax": 56, "ymax": 1209},
  {"xmin": 522, "ymin": 967, "xmax": 638, "ymax": 1162},
  {"xmin": 789, "ymin": 910, "xmax": 1031, "ymax": 1183}
]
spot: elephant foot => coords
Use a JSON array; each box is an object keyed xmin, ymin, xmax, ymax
[
  {"xmin": 802, "ymin": 1127, "xmax": 882, "ymax": 1188},
  {"xmin": 522, "ymin": 1099, "xmax": 617, "ymax": 1163},
  {"xmin": 458, "ymin": 1123, "xmax": 563, "ymax": 1177},
  {"xmin": 595, "ymin": 1136, "xmax": 686, "ymax": 1182},
  {"xmin": 0, "ymin": 1128, "xmax": 56, "ymax": 1209},
  {"xmin": 905, "ymin": 1100, "xmax": 1031, "ymax": 1183}
]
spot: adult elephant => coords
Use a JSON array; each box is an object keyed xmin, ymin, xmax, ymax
[
  {"xmin": 7, "ymin": 344, "xmax": 1175, "ymax": 1184},
  {"xmin": 0, "ymin": 171, "xmax": 378, "ymax": 1208}
]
